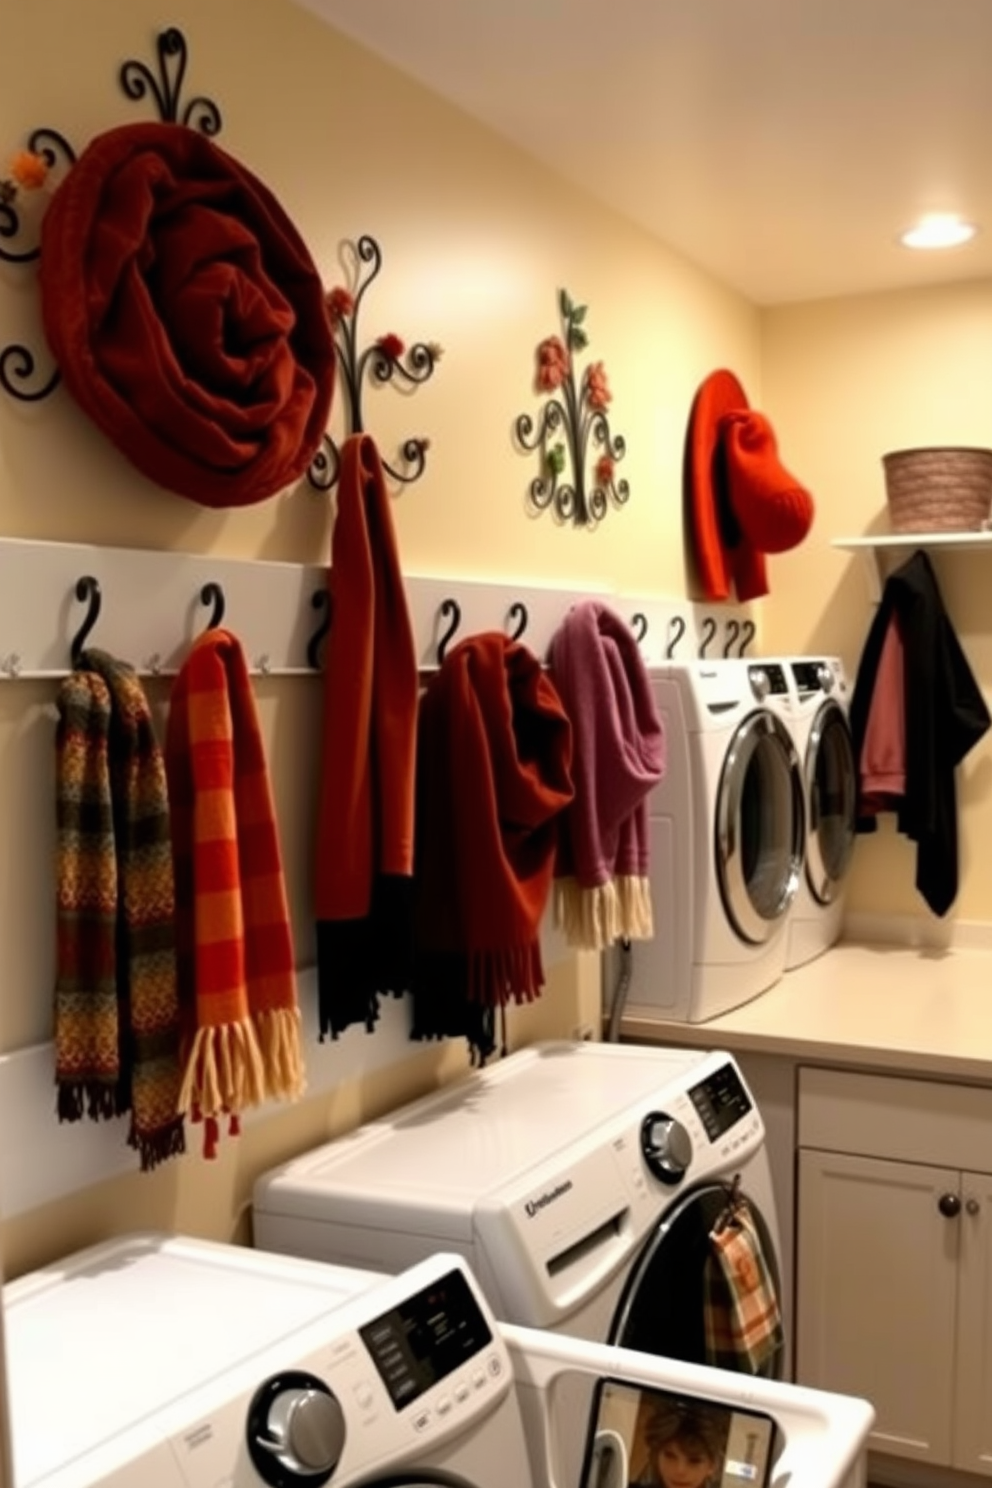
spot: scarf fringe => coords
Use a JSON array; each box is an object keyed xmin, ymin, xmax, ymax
[
  {"xmin": 178, "ymin": 1019, "xmax": 267, "ymax": 1125},
  {"xmin": 255, "ymin": 1005, "xmax": 307, "ymax": 1102},
  {"xmin": 57, "ymin": 1078, "xmax": 129, "ymax": 1123},
  {"xmin": 554, "ymin": 874, "xmax": 654, "ymax": 950},
  {"xmin": 128, "ymin": 1114, "xmax": 186, "ymax": 1172}
]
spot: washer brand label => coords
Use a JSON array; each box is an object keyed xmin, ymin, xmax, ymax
[{"xmin": 524, "ymin": 1180, "xmax": 573, "ymax": 1218}]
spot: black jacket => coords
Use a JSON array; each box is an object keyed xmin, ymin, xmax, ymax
[{"xmin": 849, "ymin": 550, "xmax": 990, "ymax": 916}]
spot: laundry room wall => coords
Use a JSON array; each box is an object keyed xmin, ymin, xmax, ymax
[
  {"xmin": 760, "ymin": 276, "xmax": 992, "ymax": 925},
  {"xmin": 0, "ymin": 0, "xmax": 762, "ymax": 1274}
]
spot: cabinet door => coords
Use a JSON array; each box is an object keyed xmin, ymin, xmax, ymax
[
  {"xmin": 797, "ymin": 1148, "xmax": 959, "ymax": 1464},
  {"xmin": 953, "ymin": 1169, "xmax": 992, "ymax": 1476}
]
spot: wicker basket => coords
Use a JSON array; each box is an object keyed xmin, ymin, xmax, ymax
[{"xmin": 882, "ymin": 446, "xmax": 992, "ymax": 533}]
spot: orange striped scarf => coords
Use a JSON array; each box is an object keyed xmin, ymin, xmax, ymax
[
  {"xmin": 54, "ymin": 652, "xmax": 185, "ymax": 1169},
  {"xmin": 165, "ymin": 628, "xmax": 304, "ymax": 1157}
]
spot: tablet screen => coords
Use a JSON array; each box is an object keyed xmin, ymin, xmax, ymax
[{"xmin": 579, "ymin": 1378, "xmax": 777, "ymax": 1488}]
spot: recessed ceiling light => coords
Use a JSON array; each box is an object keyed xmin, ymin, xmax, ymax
[{"xmin": 899, "ymin": 213, "xmax": 978, "ymax": 250}]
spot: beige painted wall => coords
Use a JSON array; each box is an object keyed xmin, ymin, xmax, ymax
[
  {"xmin": 762, "ymin": 277, "xmax": 992, "ymax": 922},
  {"xmin": 0, "ymin": 0, "xmax": 761, "ymax": 1276}
]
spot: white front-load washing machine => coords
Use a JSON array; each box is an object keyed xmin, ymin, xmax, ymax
[
  {"xmin": 1, "ymin": 1228, "xmax": 874, "ymax": 1488},
  {"xmin": 607, "ymin": 660, "xmax": 805, "ymax": 1027},
  {"xmin": 4, "ymin": 1234, "xmax": 535, "ymax": 1488},
  {"xmin": 253, "ymin": 1041, "xmax": 784, "ymax": 1360},
  {"xmin": 781, "ymin": 658, "xmax": 857, "ymax": 969}
]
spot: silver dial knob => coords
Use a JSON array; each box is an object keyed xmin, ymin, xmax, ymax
[
  {"xmin": 248, "ymin": 1372, "xmax": 345, "ymax": 1486},
  {"xmin": 816, "ymin": 663, "xmax": 835, "ymax": 693},
  {"xmin": 640, "ymin": 1112, "xmax": 693, "ymax": 1185},
  {"xmin": 749, "ymin": 667, "xmax": 770, "ymax": 701}
]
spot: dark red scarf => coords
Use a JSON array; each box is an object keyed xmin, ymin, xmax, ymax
[
  {"xmin": 315, "ymin": 433, "xmax": 419, "ymax": 1037},
  {"xmin": 411, "ymin": 633, "xmax": 574, "ymax": 1060}
]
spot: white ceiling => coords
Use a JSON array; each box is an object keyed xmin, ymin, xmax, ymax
[{"xmin": 295, "ymin": 0, "xmax": 992, "ymax": 306}]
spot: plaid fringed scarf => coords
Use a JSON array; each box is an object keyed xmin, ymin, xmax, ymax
[
  {"xmin": 166, "ymin": 628, "xmax": 305, "ymax": 1158},
  {"xmin": 703, "ymin": 1190, "xmax": 784, "ymax": 1374},
  {"xmin": 54, "ymin": 650, "xmax": 185, "ymax": 1170},
  {"xmin": 411, "ymin": 633, "xmax": 574, "ymax": 1061},
  {"xmin": 314, "ymin": 433, "xmax": 419, "ymax": 1039},
  {"xmin": 548, "ymin": 601, "xmax": 665, "ymax": 949}
]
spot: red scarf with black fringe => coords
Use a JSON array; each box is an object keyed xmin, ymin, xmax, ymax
[{"xmin": 314, "ymin": 433, "xmax": 419, "ymax": 1039}]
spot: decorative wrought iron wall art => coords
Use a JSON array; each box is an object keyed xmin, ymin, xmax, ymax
[
  {"xmin": 514, "ymin": 289, "xmax": 629, "ymax": 527},
  {"xmin": 0, "ymin": 26, "xmax": 222, "ymax": 404},
  {"xmin": 308, "ymin": 235, "xmax": 441, "ymax": 491}
]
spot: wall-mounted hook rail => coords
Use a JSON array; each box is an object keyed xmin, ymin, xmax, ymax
[
  {"xmin": 199, "ymin": 581, "xmax": 226, "ymax": 630},
  {"xmin": 70, "ymin": 576, "xmax": 101, "ymax": 666},
  {"xmin": 307, "ymin": 590, "xmax": 331, "ymax": 671},
  {"xmin": 698, "ymin": 616, "xmax": 718, "ymax": 659},
  {"xmin": 507, "ymin": 601, "xmax": 529, "ymax": 641},
  {"xmin": 666, "ymin": 615, "xmax": 686, "ymax": 659},
  {"xmin": 435, "ymin": 598, "xmax": 461, "ymax": 665}
]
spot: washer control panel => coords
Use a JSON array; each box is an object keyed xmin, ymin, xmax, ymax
[{"xmin": 164, "ymin": 1262, "xmax": 513, "ymax": 1488}]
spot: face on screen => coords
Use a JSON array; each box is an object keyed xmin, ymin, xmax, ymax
[{"xmin": 580, "ymin": 1381, "xmax": 777, "ymax": 1488}]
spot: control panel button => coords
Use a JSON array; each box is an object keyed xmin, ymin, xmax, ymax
[
  {"xmin": 246, "ymin": 1371, "xmax": 345, "ymax": 1487},
  {"xmin": 640, "ymin": 1112, "xmax": 693, "ymax": 1185}
]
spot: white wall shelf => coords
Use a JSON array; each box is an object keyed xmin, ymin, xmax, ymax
[{"xmin": 831, "ymin": 532, "xmax": 992, "ymax": 602}]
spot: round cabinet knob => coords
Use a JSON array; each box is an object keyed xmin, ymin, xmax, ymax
[
  {"xmin": 640, "ymin": 1112, "xmax": 693, "ymax": 1185},
  {"xmin": 938, "ymin": 1192, "xmax": 961, "ymax": 1218},
  {"xmin": 816, "ymin": 663, "xmax": 835, "ymax": 693},
  {"xmin": 749, "ymin": 667, "xmax": 770, "ymax": 701},
  {"xmin": 966, "ymin": 1197, "xmax": 981, "ymax": 1217},
  {"xmin": 247, "ymin": 1371, "xmax": 346, "ymax": 1487}
]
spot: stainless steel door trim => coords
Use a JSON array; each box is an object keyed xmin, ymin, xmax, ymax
[
  {"xmin": 804, "ymin": 699, "xmax": 857, "ymax": 905},
  {"xmin": 715, "ymin": 710, "xmax": 805, "ymax": 944}
]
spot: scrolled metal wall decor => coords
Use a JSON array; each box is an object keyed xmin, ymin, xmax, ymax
[
  {"xmin": 0, "ymin": 26, "xmax": 222, "ymax": 403},
  {"xmin": 308, "ymin": 234, "xmax": 441, "ymax": 492},
  {"xmin": 514, "ymin": 288, "xmax": 629, "ymax": 527}
]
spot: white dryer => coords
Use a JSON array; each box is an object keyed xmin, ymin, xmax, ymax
[
  {"xmin": 608, "ymin": 660, "xmax": 805, "ymax": 1026},
  {"xmin": 781, "ymin": 658, "xmax": 857, "ymax": 969}
]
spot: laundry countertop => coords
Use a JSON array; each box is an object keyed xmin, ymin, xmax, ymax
[{"xmin": 618, "ymin": 939, "xmax": 992, "ymax": 1085}]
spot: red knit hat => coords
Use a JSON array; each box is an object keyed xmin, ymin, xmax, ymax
[
  {"xmin": 39, "ymin": 122, "xmax": 335, "ymax": 508},
  {"xmin": 684, "ymin": 370, "xmax": 814, "ymax": 601}
]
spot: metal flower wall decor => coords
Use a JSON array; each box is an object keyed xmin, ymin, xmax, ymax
[
  {"xmin": 515, "ymin": 289, "xmax": 629, "ymax": 526},
  {"xmin": 308, "ymin": 234, "xmax": 442, "ymax": 491}
]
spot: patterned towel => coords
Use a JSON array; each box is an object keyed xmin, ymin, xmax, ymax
[
  {"xmin": 702, "ymin": 1191, "xmax": 784, "ymax": 1374},
  {"xmin": 54, "ymin": 650, "xmax": 185, "ymax": 1170},
  {"xmin": 166, "ymin": 628, "xmax": 305, "ymax": 1157}
]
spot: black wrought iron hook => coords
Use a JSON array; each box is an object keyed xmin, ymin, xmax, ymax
[
  {"xmin": 507, "ymin": 602, "xmax": 529, "ymax": 642},
  {"xmin": 200, "ymin": 582, "xmax": 225, "ymax": 630},
  {"xmin": 699, "ymin": 616, "xmax": 718, "ymax": 659},
  {"xmin": 307, "ymin": 590, "xmax": 332, "ymax": 671},
  {"xmin": 70, "ymin": 576, "xmax": 102, "ymax": 667},
  {"xmin": 738, "ymin": 619, "xmax": 756, "ymax": 657},
  {"xmin": 723, "ymin": 619, "xmax": 741, "ymax": 658},
  {"xmin": 630, "ymin": 613, "xmax": 648, "ymax": 644},
  {"xmin": 436, "ymin": 598, "xmax": 461, "ymax": 665},
  {"xmin": 666, "ymin": 615, "xmax": 687, "ymax": 659}
]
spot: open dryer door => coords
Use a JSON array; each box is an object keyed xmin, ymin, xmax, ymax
[{"xmin": 608, "ymin": 1177, "xmax": 785, "ymax": 1380}]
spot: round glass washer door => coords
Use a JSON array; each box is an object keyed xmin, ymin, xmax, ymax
[
  {"xmin": 805, "ymin": 699, "xmax": 857, "ymax": 905},
  {"xmin": 715, "ymin": 710, "xmax": 805, "ymax": 945}
]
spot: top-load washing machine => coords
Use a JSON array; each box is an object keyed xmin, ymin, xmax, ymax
[
  {"xmin": 781, "ymin": 657, "xmax": 857, "ymax": 969},
  {"xmin": 608, "ymin": 660, "xmax": 805, "ymax": 1026},
  {"xmin": 3, "ymin": 1229, "xmax": 875, "ymax": 1488}
]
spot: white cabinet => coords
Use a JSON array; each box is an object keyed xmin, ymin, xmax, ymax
[{"xmin": 796, "ymin": 1067, "xmax": 992, "ymax": 1477}]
